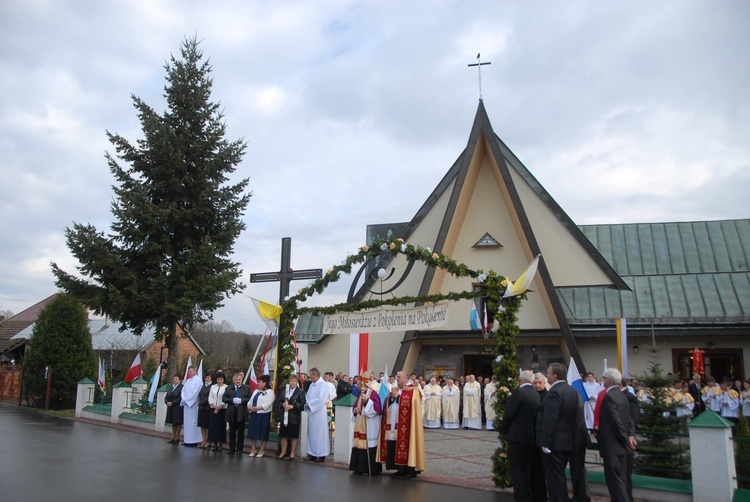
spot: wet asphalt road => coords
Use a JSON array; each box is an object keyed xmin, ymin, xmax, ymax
[{"xmin": 0, "ymin": 404, "xmax": 510, "ymax": 502}]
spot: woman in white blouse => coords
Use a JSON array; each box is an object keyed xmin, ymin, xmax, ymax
[
  {"xmin": 207, "ymin": 372, "xmax": 228, "ymax": 452},
  {"xmin": 247, "ymin": 374, "xmax": 275, "ymax": 457}
]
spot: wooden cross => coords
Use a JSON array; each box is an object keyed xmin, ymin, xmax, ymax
[
  {"xmin": 250, "ymin": 237, "xmax": 321, "ymax": 389},
  {"xmin": 250, "ymin": 237, "xmax": 322, "ymax": 305},
  {"xmin": 468, "ymin": 53, "xmax": 491, "ymax": 100}
]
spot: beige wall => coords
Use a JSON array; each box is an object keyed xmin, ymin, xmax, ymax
[
  {"xmin": 510, "ymin": 165, "xmax": 613, "ymax": 287},
  {"xmin": 577, "ymin": 334, "xmax": 750, "ymax": 380}
]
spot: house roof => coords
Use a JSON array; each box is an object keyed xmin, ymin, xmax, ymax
[
  {"xmin": 11, "ymin": 317, "xmax": 206, "ymax": 355},
  {"xmin": 0, "ymin": 294, "xmax": 58, "ymax": 354},
  {"xmin": 11, "ymin": 318, "xmax": 156, "ymax": 351},
  {"xmin": 559, "ymin": 219, "xmax": 750, "ymax": 329}
]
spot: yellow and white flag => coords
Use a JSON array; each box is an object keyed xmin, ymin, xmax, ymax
[
  {"xmin": 503, "ymin": 255, "xmax": 541, "ymax": 298},
  {"xmin": 251, "ymin": 297, "xmax": 282, "ymax": 331}
]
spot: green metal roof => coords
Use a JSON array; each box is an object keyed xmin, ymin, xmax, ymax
[
  {"xmin": 295, "ymin": 311, "xmax": 325, "ymax": 343},
  {"xmin": 688, "ymin": 409, "xmax": 734, "ymax": 428},
  {"xmin": 561, "ymin": 219, "xmax": 750, "ymax": 325}
]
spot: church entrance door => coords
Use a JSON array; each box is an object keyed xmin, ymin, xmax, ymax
[{"xmin": 463, "ymin": 354, "xmax": 494, "ymax": 379}]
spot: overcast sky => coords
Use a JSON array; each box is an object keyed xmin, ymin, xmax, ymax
[{"xmin": 1, "ymin": 1, "xmax": 748, "ymax": 333}]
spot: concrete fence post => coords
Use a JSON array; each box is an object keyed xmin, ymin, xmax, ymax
[
  {"xmin": 75, "ymin": 378, "xmax": 95, "ymax": 418},
  {"xmin": 334, "ymin": 394, "xmax": 357, "ymax": 464},
  {"xmin": 111, "ymin": 381, "xmax": 131, "ymax": 424},
  {"xmin": 688, "ymin": 409, "xmax": 737, "ymax": 502},
  {"xmin": 155, "ymin": 385, "xmax": 169, "ymax": 433}
]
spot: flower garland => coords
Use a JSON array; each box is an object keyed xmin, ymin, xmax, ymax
[{"xmin": 273, "ymin": 237, "xmax": 524, "ymax": 487}]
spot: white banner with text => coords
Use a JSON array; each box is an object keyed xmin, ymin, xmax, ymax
[{"xmin": 322, "ymin": 303, "xmax": 449, "ymax": 335}]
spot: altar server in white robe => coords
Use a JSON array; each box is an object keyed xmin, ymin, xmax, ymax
[
  {"xmin": 181, "ymin": 365, "xmax": 203, "ymax": 446},
  {"xmin": 583, "ymin": 372, "xmax": 604, "ymax": 430},
  {"xmin": 441, "ymin": 377, "xmax": 460, "ymax": 429},
  {"xmin": 701, "ymin": 377, "xmax": 723, "ymax": 413},
  {"xmin": 305, "ymin": 368, "xmax": 331, "ymax": 462},
  {"xmin": 462, "ymin": 374, "xmax": 482, "ymax": 429},
  {"xmin": 422, "ymin": 377, "xmax": 442, "ymax": 429},
  {"xmin": 718, "ymin": 380, "xmax": 740, "ymax": 425},
  {"xmin": 741, "ymin": 380, "xmax": 750, "ymax": 417},
  {"xmin": 673, "ymin": 381, "xmax": 694, "ymax": 420}
]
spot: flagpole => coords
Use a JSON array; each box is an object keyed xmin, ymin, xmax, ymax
[
  {"xmin": 245, "ymin": 329, "xmax": 268, "ymax": 384},
  {"xmin": 271, "ymin": 329, "xmax": 280, "ymax": 395}
]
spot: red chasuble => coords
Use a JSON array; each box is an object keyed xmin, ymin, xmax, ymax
[{"xmin": 377, "ymin": 386, "xmax": 426, "ymax": 470}]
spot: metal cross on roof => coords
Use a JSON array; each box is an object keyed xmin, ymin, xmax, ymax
[{"xmin": 468, "ymin": 53, "xmax": 491, "ymax": 100}]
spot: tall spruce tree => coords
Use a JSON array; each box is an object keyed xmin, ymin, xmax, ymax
[
  {"xmin": 51, "ymin": 37, "xmax": 250, "ymax": 377},
  {"xmin": 23, "ymin": 294, "xmax": 97, "ymax": 409}
]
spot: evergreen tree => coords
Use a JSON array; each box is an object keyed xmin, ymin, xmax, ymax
[
  {"xmin": 240, "ymin": 338, "xmax": 255, "ymax": 359},
  {"xmin": 23, "ymin": 294, "xmax": 97, "ymax": 409},
  {"xmin": 51, "ymin": 37, "xmax": 250, "ymax": 377},
  {"xmin": 633, "ymin": 344, "xmax": 690, "ymax": 479},
  {"xmin": 736, "ymin": 415, "xmax": 750, "ymax": 489}
]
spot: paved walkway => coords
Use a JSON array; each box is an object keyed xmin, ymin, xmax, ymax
[
  {"xmin": 1, "ymin": 403, "xmax": 631, "ymax": 500},
  {"xmin": 420, "ymin": 427, "xmax": 499, "ymax": 489}
]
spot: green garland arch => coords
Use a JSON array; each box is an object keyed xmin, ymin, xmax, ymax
[{"xmin": 274, "ymin": 236, "xmax": 526, "ymax": 487}]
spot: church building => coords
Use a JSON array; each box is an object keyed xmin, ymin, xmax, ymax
[{"xmin": 297, "ymin": 101, "xmax": 750, "ymax": 382}]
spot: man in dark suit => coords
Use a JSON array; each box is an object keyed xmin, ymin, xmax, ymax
[
  {"xmin": 533, "ymin": 372, "xmax": 548, "ymax": 401},
  {"xmin": 598, "ymin": 368, "xmax": 636, "ymax": 502},
  {"xmin": 687, "ymin": 373, "xmax": 704, "ymax": 415},
  {"xmin": 223, "ymin": 372, "xmax": 252, "ymax": 455},
  {"xmin": 619, "ymin": 379, "xmax": 639, "ymax": 502},
  {"xmin": 503, "ymin": 370, "xmax": 546, "ymax": 502},
  {"xmin": 536, "ymin": 363, "xmax": 589, "ymax": 502}
]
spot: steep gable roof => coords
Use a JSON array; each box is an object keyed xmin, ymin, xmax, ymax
[{"xmin": 393, "ymin": 100, "xmax": 628, "ymax": 369}]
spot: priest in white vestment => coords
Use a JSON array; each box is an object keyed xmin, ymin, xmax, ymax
[
  {"xmin": 462, "ymin": 374, "xmax": 482, "ymax": 429},
  {"xmin": 582, "ymin": 373, "xmax": 603, "ymax": 430},
  {"xmin": 305, "ymin": 368, "xmax": 331, "ymax": 462},
  {"xmin": 422, "ymin": 377, "xmax": 442, "ymax": 429},
  {"xmin": 180, "ymin": 365, "xmax": 203, "ymax": 446},
  {"xmin": 441, "ymin": 377, "xmax": 460, "ymax": 429},
  {"xmin": 484, "ymin": 377, "xmax": 497, "ymax": 430}
]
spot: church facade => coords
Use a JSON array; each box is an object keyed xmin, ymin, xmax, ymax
[{"xmin": 297, "ymin": 101, "xmax": 750, "ymax": 382}]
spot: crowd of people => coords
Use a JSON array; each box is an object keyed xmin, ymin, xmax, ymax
[
  {"xmin": 161, "ymin": 365, "xmax": 429, "ymax": 479},
  {"xmin": 502, "ymin": 365, "xmax": 750, "ymax": 502},
  {"xmin": 165, "ymin": 367, "xmax": 276, "ymax": 456},
  {"xmin": 325, "ymin": 369, "xmax": 504, "ymax": 431},
  {"xmin": 633, "ymin": 373, "xmax": 750, "ymax": 430},
  {"xmin": 163, "ymin": 362, "xmax": 746, "ymax": 498},
  {"xmin": 502, "ymin": 364, "xmax": 638, "ymax": 502}
]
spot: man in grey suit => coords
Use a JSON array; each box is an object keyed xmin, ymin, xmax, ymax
[
  {"xmin": 536, "ymin": 363, "xmax": 590, "ymax": 502},
  {"xmin": 503, "ymin": 370, "xmax": 546, "ymax": 502},
  {"xmin": 598, "ymin": 368, "xmax": 636, "ymax": 502}
]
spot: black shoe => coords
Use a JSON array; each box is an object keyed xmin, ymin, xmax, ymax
[
  {"xmin": 235, "ymin": 451, "xmax": 243, "ymax": 456},
  {"xmin": 307, "ymin": 455, "xmax": 316, "ymax": 461},
  {"xmin": 226, "ymin": 450, "xmax": 236, "ymax": 455},
  {"xmin": 314, "ymin": 457, "xmax": 325, "ymax": 463},
  {"xmin": 183, "ymin": 443, "xmax": 198, "ymax": 448}
]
